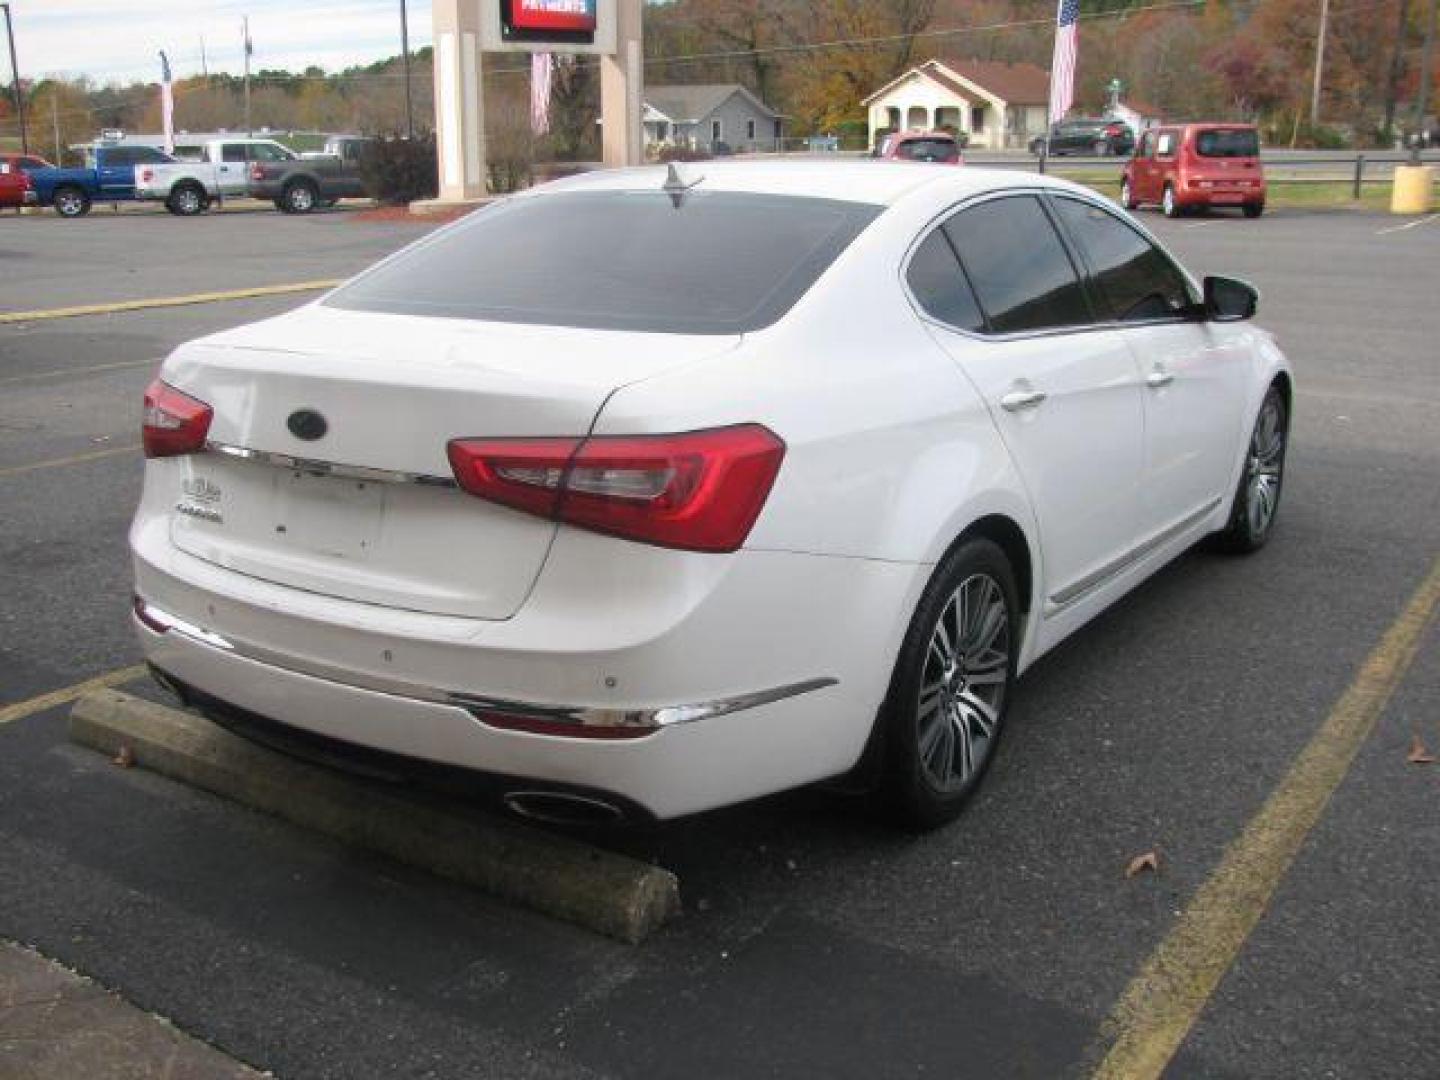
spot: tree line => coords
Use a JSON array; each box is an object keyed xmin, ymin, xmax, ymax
[{"xmin": 2, "ymin": 0, "xmax": 1435, "ymax": 162}]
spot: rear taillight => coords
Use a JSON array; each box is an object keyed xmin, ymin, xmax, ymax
[
  {"xmin": 140, "ymin": 168, "xmax": 153, "ymax": 183},
  {"xmin": 447, "ymin": 425, "xmax": 785, "ymax": 553},
  {"xmin": 249, "ymin": 163, "xmax": 264, "ymax": 181},
  {"xmin": 142, "ymin": 379, "xmax": 213, "ymax": 458}
]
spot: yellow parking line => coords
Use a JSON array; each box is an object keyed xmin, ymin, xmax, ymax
[
  {"xmin": 1093, "ymin": 555, "xmax": 1440, "ymax": 1080},
  {"xmin": 0, "ymin": 665, "xmax": 149, "ymax": 727},
  {"xmin": 0, "ymin": 358, "xmax": 158, "ymax": 385},
  {"xmin": 0, "ymin": 280, "xmax": 342, "ymax": 325},
  {"xmin": 0, "ymin": 444, "xmax": 140, "ymax": 478}
]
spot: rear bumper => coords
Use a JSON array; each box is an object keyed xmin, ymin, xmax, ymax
[{"xmin": 132, "ymin": 526, "xmax": 923, "ymax": 819}]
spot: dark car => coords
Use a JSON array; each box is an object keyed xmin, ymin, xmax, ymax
[
  {"xmin": 247, "ymin": 134, "xmax": 372, "ymax": 214},
  {"xmin": 1030, "ymin": 118, "xmax": 1135, "ymax": 157}
]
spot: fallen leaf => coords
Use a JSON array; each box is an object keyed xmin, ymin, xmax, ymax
[
  {"xmin": 1125, "ymin": 850, "xmax": 1160, "ymax": 878},
  {"xmin": 112, "ymin": 745, "xmax": 135, "ymax": 768},
  {"xmin": 1407, "ymin": 735, "xmax": 1436, "ymax": 765}
]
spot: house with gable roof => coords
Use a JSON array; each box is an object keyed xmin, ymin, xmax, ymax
[
  {"xmin": 643, "ymin": 84, "xmax": 785, "ymax": 154},
  {"xmin": 862, "ymin": 59, "xmax": 1052, "ymax": 150}
]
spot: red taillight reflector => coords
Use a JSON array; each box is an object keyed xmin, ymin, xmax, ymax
[
  {"xmin": 469, "ymin": 708, "xmax": 656, "ymax": 741},
  {"xmin": 447, "ymin": 425, "xmax": 785, "ymax": 553},
  {"xmin": 142, "ymin": 378, "xmax": 213, "ymax": 458},
  {"xmin": 249, "ymin": 163, "xmax": 265, "ymax": 181}
]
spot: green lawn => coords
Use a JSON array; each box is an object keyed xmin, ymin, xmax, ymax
[{"xmin": 1055, "ymin": 171, "xmax": 1414, "ymax": 212}]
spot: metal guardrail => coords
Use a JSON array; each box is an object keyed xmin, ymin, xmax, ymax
[{"xmin": 972, "ymin": 153, "xmax": 1440, "ymax": 198}]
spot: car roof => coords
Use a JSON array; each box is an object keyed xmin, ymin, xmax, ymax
[{"xmin": 529, "ymin": 160, "xmax": 1072, "ymax": 208}]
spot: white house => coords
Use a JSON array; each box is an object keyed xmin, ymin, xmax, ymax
[{"xmin": 862, "ymin": 59, "xmax": 1052, "ymax": 150}]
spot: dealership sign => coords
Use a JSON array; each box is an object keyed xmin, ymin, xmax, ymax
[{"xmin": 482, "ymin": 0, "xmax": 617, "ymax": 54}]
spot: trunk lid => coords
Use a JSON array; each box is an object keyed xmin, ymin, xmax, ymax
[{"xmin": 161, "ymin": 305, "xmax": 740, "ymax": 620}]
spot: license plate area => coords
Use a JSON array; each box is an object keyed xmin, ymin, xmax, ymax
[{"xmin": 275, "ymin": 471, "xmax": 385, "ymax": 560}]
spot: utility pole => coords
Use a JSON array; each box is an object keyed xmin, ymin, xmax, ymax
[
  {"xmin": 2, "ymin": 2, "xmax": 29, "ymax": 155},
  {"xmin": 1310, "ymin": 0, "xmax": 1330, "ymax": 128},
  {"xmin": 243, "ymin": 16, "xmax": 253, "ymax": 136},
  {"xmin": 200, "ymin": 35, "xmax": 208, "ymax": 79},
  {"xmin": 400, "ymin": 0, "xmax": 415, "ymax": 138},
  {"xmin": 50, "ymin": 89, "xmax": 58, "ymax": 161}
]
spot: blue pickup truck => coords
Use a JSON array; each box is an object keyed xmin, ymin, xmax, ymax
[{"xmin": 29, "ymin": 144, "xmax": 176, "ymax": 218}]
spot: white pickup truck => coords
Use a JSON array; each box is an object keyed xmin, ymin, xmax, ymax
[{"xmin": 133, "ymin": 137, "xmax": 299, "ymax": 215}]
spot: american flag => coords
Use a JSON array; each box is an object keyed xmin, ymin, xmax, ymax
[
  {"xmin": 1048, "ymin": 0, "xmax": 1079, "ymax": 124},
  {"xmin": 159, "ymin": 51, "xmax": 175, "ymax": 156}
]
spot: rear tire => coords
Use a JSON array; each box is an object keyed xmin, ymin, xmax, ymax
[
  {"xmin": 1243, "ymin": 201, "xmax": 1264, "ymax": 219},
  {"xmin": 52, "ymin": 185, "xmax": 90, "ymax": 218},
  {"xmin": 1120, "ymin": 178, "xmax": 1139, "ymax": 210},
  {"xmin": 1162, "ymin": 183, "xmax": 1181, "ymax": 218},
  {"xmin": 166, "ymin": 182, "xmax": 207, "ymax": 216},
  {"xmin": 1211, "ymin": 384, "xmax": 1288, "ymax": 554},
  {"xmin": 281, "ymin": 180, "xmax": 318, "ymax": 214},
  {"xmin": 879, "ymin": 537, "xmax": 1019, "ymax": 830}
]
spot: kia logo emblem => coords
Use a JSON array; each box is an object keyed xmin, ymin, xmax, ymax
[{"xmin": 287, "ymin": 409, "xmax": 328, "ymax": 442}]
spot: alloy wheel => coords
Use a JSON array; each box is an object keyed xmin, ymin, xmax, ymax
[
  {"xmin": 1245, "ymin": 392, "xmax": 1285, "ymax": 537},
  {"xmin": 916, "ymin": 572, "xmax": 1010, "ymax": 792}
]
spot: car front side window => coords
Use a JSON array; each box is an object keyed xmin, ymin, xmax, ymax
[
  {"xmin": 941, "ymin": 195, "xmax": 1092, "ymax": 335},
  {"xmin": 1051, "ymin": 196, "xmax": 1194, "ymax": 322}
]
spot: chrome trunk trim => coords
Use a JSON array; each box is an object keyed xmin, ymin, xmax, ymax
[{"xmin": 205, "ymin": 441, "xmax": 458, "ymax": 489}]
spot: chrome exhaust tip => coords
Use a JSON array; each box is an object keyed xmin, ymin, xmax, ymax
[{"xmin": 503, "ymin": 790, "xmax": 626, "ymax": 826}]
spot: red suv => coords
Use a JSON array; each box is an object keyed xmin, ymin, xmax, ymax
[
  {"xmin": 1122, "ymin": 124, "xmax": 1265, "ymax": 218},
  {"xmin": 875, "ymin": 131, "xmax": 963, "ymax": 165}
]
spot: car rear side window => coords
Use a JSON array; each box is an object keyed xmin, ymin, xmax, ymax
[
  {"xmin": 222, "ymin": 144, "xmax": 248, "ymax": 163},
  {"xmin": 941, "ymin": 195, "xmax": 1092, "ymax": 335},
  {"xmin": 326, "ymin": 190, "xmax": 882, "ymax": 335},
  {"xmin": 1051, "ymin": 197, "xmax": 1193, "ymax": 322},
  {"xmin": 906, "ymin": 228, "xmax": 984, "ymax": 331},
  {"xmin": 1196, "ymin": 129, "xmax": 1259, "ymax": 157},
  {"xmin": 896, "ymin": 138, "xmax": 957, "ymax": 161}
]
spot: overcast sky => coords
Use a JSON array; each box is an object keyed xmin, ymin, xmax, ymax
[{"xmin": 6, "ymin": 1, "xmax": 436, "ymax": 83}]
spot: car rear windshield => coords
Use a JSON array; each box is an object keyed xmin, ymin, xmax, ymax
[
  {"xmin": 325, "ymin": 189, "xmax": 882, "ymax": 334},
  {"xmin": 896, "ymin": 138, "xmax": 958, "ymax": 161},
  {"xmin": 1195, "ymin": 129, "xmax": 1259, "ymax": 157}
]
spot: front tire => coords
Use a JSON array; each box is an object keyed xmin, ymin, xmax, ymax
[
  {"xmin": 52, "ymin": 186, "xmax": 90, "ymax": 218},
  {"xmin": 880, "ymin": 538, "xmax": 1019, "ymax": 830},
  {"xmin": 1211, "ymin": 384, "xmax": 1288, "ymax": 553},
  {"xmin": 1121, "ymin": 178, "xmax": 1139, "ymax": 210},
  {"xmin": 1243, "ymin": 201, "xmax": 1264, "ymax": 219}
]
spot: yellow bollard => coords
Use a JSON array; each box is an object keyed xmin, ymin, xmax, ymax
[{"xmin": 1391, "ymin": 165, "xmax": 1434, "ymax": 214}]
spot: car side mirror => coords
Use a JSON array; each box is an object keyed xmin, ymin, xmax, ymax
[{"xmin": 1203, "ymin": 275, "xmax": 1258, "ymax": 322}]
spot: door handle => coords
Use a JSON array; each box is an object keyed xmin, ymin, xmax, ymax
[
  {"xmin": 1146, "ymin": 369, "xmax": 1175, "ymax": 389},
  {"xmin": 1000, "ymin": 389, "xmax": 1047, "ymax": 412}
]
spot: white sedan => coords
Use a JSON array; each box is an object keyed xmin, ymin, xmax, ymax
[{"xmin": 131, "ymin": 162, "xmax": 1291, "ymax": 828}]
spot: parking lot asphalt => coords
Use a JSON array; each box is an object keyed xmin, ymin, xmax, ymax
[{"xmin": 2, "ymin": 205, "xmax": 1438, "ymax": 1079}]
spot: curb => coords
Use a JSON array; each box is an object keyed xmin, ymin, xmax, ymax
[{"xmin": 70, "ymin": 690, "xmax": 681, "ymax": 944}]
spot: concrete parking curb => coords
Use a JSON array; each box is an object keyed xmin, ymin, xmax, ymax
[{"xmin": 69, "ymin": 689, "xmax": 681, "ymax": 944}]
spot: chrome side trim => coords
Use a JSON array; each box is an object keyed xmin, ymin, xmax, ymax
[
  {"xmin": 1045, "ymin": 498, "xmax": 1222, "ymax": 616},
  {"xmin": 206, "ymin": 441, "xmax": 458, "ymax": 489},
  {"xmin": 134, "ymin": 599, "xmax": 836, "ymax": 733}
]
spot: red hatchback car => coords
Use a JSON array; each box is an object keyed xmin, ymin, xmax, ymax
[
  {"xmin": 1122, "ymin": 124, "xmax": 1265, "ymax": 218},
  {"xmin": 0, "ymin": 158, "xmax": 34, "ymax": 209},
  {"xmin": 0, "ymin": 153, "xmax": 52, "ymax": 210}
]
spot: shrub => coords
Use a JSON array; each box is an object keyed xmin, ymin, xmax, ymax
[{"xmin": 358, "ymin": 134, "xmax": 438, "ymax": 205}]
